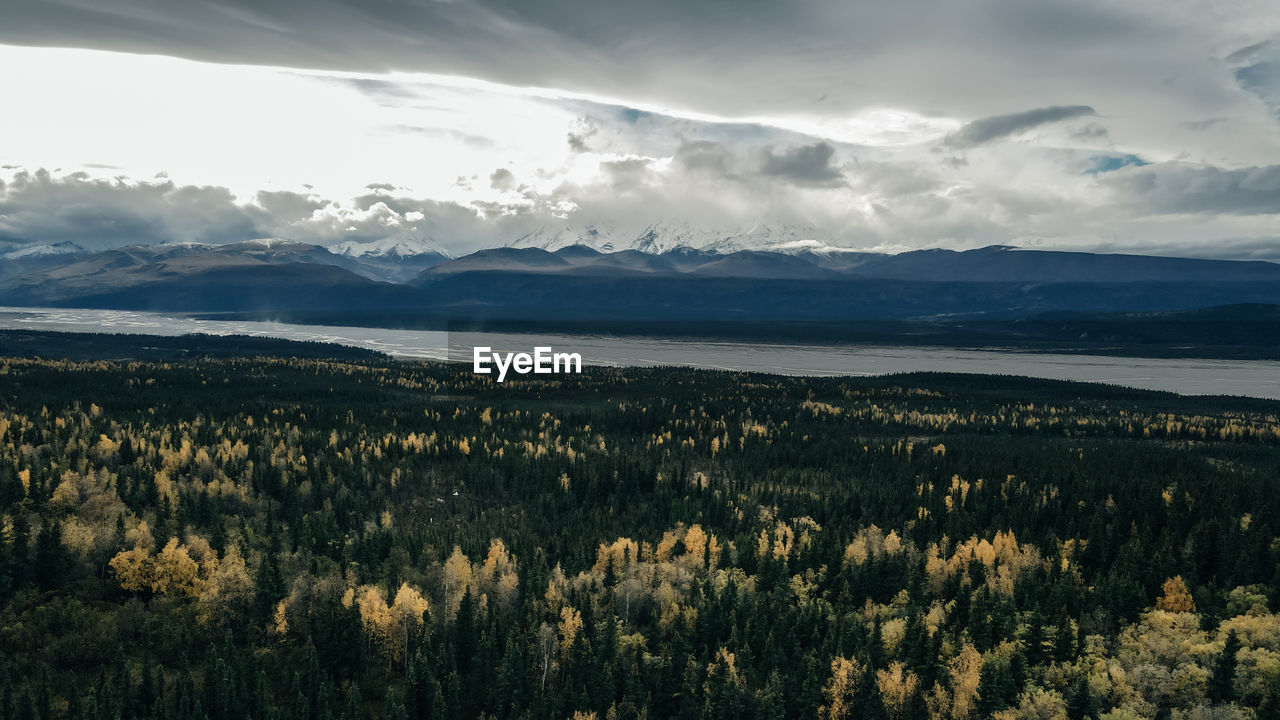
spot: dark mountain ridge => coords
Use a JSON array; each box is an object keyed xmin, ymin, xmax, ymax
[{"xmin": 1, "ymin": 241, "xmax": 1277, "ymax": 331}]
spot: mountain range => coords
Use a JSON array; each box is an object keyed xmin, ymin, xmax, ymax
[
  {"xmin": 332, "ymin": 230, "xmax": 454, "ymax": 283},
  {"xmin": 507, "ymin": 222, "xmax": 848, "ymax": 254},
  {"xmin": 1, "ymin": 236, "xmax": 1279, "ymax": 337}
]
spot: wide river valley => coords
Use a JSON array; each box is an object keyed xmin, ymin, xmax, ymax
[{"xmin": 2, "ymin": 306, "xmax": 1278, "ymax": 400}]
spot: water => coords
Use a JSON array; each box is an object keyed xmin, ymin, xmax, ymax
[{"xmin": 2, "ymin": 306, "xmax": 1278, "ymax": 400}]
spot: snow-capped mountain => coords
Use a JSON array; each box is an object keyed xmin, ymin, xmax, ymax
[
  {"xmin": 634, "ymin": 223, "xmax": 848, "ymax": 254},
  {"xmin": 333, "ymin": 230, "xmax": 453, "ymax": 260},
  {"xmin": 507, "ymin": 224, "xmax": 619, "ymax": 252},
  {"xmin": 332, "ymin": 230, "xmax": 453, "ymax": 282},
  {"xmin": 507, "ymin": 222, "xmax": 852, "ymax": 255},
  {"xmin": 2, "ymin": 241, "xmax": 89, "ymax": 259}
]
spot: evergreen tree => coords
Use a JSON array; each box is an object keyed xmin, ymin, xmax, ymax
[
  {"xmin": 1067, "ymin": 674, "xmax": 1096, "ymax": 720},
  {"xmin": 339, "ymin": 682, "xmax": 361, "ymax": 720},
  {"xmin": 1209, "ymin": 631, "xmax": 1241, "ymax": 703}
]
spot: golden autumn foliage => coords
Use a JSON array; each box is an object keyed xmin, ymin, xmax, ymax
[
  {"xmin": 756, "ymin": 520, "xmax": 795, "ymax": 561},
  {"xmin": 110, "ymin": 538, "xmax": 190, "ymax": 596},
  {"xmin": 820, "ymin": 656, "xmax": 865, "ymax": 720},
  {"xmin": 272, "ymin": 600, "xmax": 289, "ymax": 635},
  {"xmin": 150, "ymin": 538, "xmax": 203, "ymax": 597},
  {"xmin": 355, "ymin": 582, "xmax": 431, "ymax": 661},
  {"xmin": 948, "ymin": 643, "xmax": 983, "ymax": 720},
  {"xmin": 544, "ymin": 563, "xmax": 569, "ymax": 613},
  {"xmin": 876, "ymin": 662, "xmax": 920, "ymax": 720},
  {"xmin": 125, "ymin": 520, "xmax": 154, "ymax": 550},
  {"xmin": 109, "ymin": 546, "xmax": 153, "ymax": 593},
  {"xmin": 475, "ymin": 538, "xmax": 521, "ymax": 614},
  {"xmin": 6, "ymin": 355, "xmax": 1280, "ymax": 719},
  {"xmin": 442, "ymin": 545, "xmax": 473, "ymax": 620},
  {"xmin": 558, "ymin": 606, "xmax": 583, "ymax": 656},
  {"xmin": 593, "ymin": 538, "xmax": 640, "ymax": 576},
  {"xmin": 704, "ymin": 647, "xmax": 744, "ymax": 692},
  {"xmin": 843, "ymin": 525, "xmax": 905, "ymax": 567},
  {"xmin": 1157, "ymin": 575, "xmax": 1197, "ymax": 613},
  {"xmin": 196, "ymin": 544, "xmax": 254, "ymax": 628}
]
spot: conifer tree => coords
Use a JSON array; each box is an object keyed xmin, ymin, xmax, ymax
[{"xmin": 1209, "ymin": 631, "xmax": 1241, "ymax": 703}]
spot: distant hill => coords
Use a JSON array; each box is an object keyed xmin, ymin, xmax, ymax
[
  {"xmin": 409, "ymin": 271, "xmax": 1280, "ymax": 322},
  {"xmin": 333, "ymin": 229, "xmax": 453, "ymax": 282},
  {"xmin": 0, "ymin": 241, "xmax": 419, "ymax": 311},
  {"xmin": 0, "ymin": 242, "xmax": 1277, "ymax": 334},
  {"xmin": 805, "ymin": 245, "xmax": 1280, "ymax": 283},
  {"xmin": 0, "ymin": 329, "xmax": 386, "ymax": 361},
  {"xmin": 417, "ymin": 243, "xmax": 1280, "ymax": 284}
]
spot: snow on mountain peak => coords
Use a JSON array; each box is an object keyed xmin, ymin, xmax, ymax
[
  {"xmin": 2, "ymin": 241, "xmax": 89, "ymax": 259},
  {"xmin": 239, "ymin": 238, "xmax": 300, "ymax": 249},
  {"xmin": 334, "ymin": 230, "xmax": 453, "ymax": 259},
  {"xmin": 507, "ymin": 224, "xmax": 618, "ymax": 252},
  {"xmin": 509, "ymin": 222, "xmax": 846, "ymax": 255}
]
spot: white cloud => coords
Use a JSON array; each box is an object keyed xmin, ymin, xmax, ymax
[{"xmin": 2, "ymin": 28, "xmax": 1280, "ymax": 261}]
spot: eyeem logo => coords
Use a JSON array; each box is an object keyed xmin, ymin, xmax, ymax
[{"xmin": 473, "ymin": 346, "xmax": 583, "ymax": 382}]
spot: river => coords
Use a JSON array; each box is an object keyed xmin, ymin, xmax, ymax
[{"xmin": 2, "ymin": 306, "xmax": 1278, "ymax": 400}]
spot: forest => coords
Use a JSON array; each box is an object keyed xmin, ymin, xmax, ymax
[{"xmin": 0, "ymin": 348, "xmax": 1279, "ymax": 720}]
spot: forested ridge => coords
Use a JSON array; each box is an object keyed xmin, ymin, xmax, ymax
[{"xmin": 0, "ymin": 355, "xmax": 1278, "ymax": 720}]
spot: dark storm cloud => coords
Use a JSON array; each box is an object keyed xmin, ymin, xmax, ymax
[
  {"xmin": 944, "ymin": 105, "xmax": 1098, "ymax": 148},
  {"xmin": 1101, "ymin": 163, "xmax": 1280, "ymax": 215},
  {"xmin": 0, "ymin": 169, "xmax": 261, "ymax": 249},
  {"xmin": 759, "ymin": 143, "xmax": 844, "ymax": 186},
  {"xmin": 0, "ymin": 169, "xmax": 498, "ymax": 253},
  {"xmin": 254, "ymin": 190, "xmax": 328, "ymax": 221},
  {"xmin": 0, "ymin": 0, "xmax": 1221, "ymax": 123}
]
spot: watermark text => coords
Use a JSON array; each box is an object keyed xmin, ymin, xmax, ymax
[{"xmin": 473, "ymin": 346, "xmax": 582, "ymax": 382}]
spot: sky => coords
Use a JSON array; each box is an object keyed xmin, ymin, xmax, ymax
[{"xmin": 1, "ymin": 0, "xmax": 1279, "ymax": 258}]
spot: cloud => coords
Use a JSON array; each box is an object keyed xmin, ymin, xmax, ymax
[
  {"xmin": 1100, "ymin": 162, "xmax": 1280, "ymax": 215},
  {"xmin": 944, "ymin": 105, "xmax": 1097, "ymax": 148},
  {"xmin": 1180, "ymin": 118, "xmax": 1227, "ymax": 132},
  {"xmin": 0, "ymin": 169, "xmax": 260, "ymax": 249},
  {"xmin": 673, "ymin": 141, "xmax": 734, "ymax": 177},
  {"xmin": 1225, "ymin": 38, "xmax": 1280, "ymax": 120},
  {"xmin": 254, "ymin": 190, "xmax": 327, "ymax": 221},
  {"xmin": 1072, "ymin": 123, "xmax": 1108, "ymax": 139},
  {"xmin": 3, "ymin": 0, "xmax": 1280, "ymax": 265},
  {"xmin": 1235, "ymin": 61, "xmax": 1280, "ymax": 117},
  {"xmin": 3, "ymin": 0, "xmax": 1274, "ymax": 144},
  {"xmin": 759, "ymin": 143, "xmax": 844, "ymax": 186},
  {"xmin": 1226, "ymin": 39, "xmax": 1274, "ymax": 64},
  {"xmin": 567, "ymin": 118, "xmax": 598, "ymax": 153},
  {"xmin": 6, "ymin": 151, "xmax": 1280, "ymax": 264},
  {"xmin": 489, "ymin": 168, "xmax": 515, "ymax": 191},
  {"xmin": 600, "ymin": 158, "xmax": 657, "ymax": 192},
  {"xmin": 4, "ymin": 5, "xmax": 1280, "ymax": 266},
  {"xmin": 1085, "ymin": 235, "xmax": 1280, "ymax": 262},
  {"xmin": 0, "ymin": 168, "xmax": 499, "ymax": 253}
]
